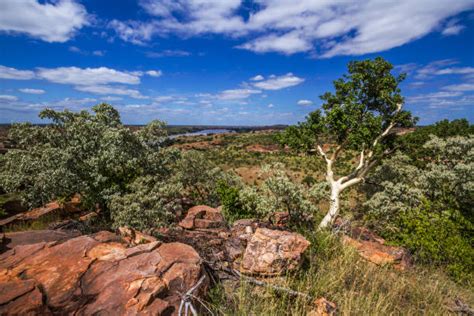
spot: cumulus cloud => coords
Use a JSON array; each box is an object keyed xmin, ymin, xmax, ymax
[
  {"xmin": 252, "ymin": 73, "xmax": 304, "ymax": 90},
  {"xmin": 36, "ymin": 67, "xmax": 141, "ymax": 86},
  {"xmin": 267, "ymin": 103, "xmax": 274, "ymax": 108},
  {"xmin": 250, "ymin": 75, "xmax": 264, "ymax": 81},
  {"xmin": 19, "ymin": 88, "xmax": 45, "ymax": 94},
  {"xmin": 237, "ymin": 32, "xmax": 312, "ymax": 55},
  {"xmin": 108, "ymin": 0, "xmax": 474, "ymax": 57},
  {"xmin": 0, "ymin": 0, "xmax": 89, "ymax": 42},
  {"xmin": 218, "ymin": 89, "xmax": 261, "ymax": 100},
  {"xmin": 297, "ymin": 99, "xmax": 313, "ymax": 106},
  {"xmin": 0, "ymin": 65, "xmax": 35, "ymax": 80},
  {"xmin": 146, "ymin": 70, "xmax": 162, "ymax": 77}
]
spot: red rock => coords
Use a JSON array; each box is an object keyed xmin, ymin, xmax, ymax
[
  {"xmin": 342, "ymin": 235, "xmax": 410, "ymax": 270},
  {"xmin": 1, "ymin": 229, "xmax": 81, "ymax": 251},
  {"xmin": 240, "ymin": 228, "xmax": 310, "ymax": 276},
  {"xmin": 179, "ymin": 205, "xmax": 226, "ymax": 230},
  {"xmin": 307, "ymin": 297, "xmax": 337, "ymax": 316},
  {"xmin": 118, "ymin": 226, "xmax": 157, "ymax": 245},
  {"xmin": 0, "ymin": 231, "xmax": 206, "ymax": 315}
]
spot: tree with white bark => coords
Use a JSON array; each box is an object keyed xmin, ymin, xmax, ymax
[{"xmin": 279, "ymin": 57, "xmax": 416, "ymax": 229}]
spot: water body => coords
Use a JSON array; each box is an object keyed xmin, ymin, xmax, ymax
[{"xmin": 170, "ymin": 129, "xmax": 235, "ymax": 138}]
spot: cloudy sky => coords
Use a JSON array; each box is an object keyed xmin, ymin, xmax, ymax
[{"xmin": 0, "ymin": 0, "xmax": 473, "ymax": 125}]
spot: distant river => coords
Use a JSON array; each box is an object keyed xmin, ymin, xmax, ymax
[{"xmin": 170, "ymin": 129, "xmax": 235, "ymax": 139}]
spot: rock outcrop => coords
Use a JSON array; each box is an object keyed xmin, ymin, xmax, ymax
[
  {"xmin": 0, "ymin": 231, "xmax": 206, "ymax": 315},
  {"xmin": 0, "ymin": 195, "xmax": 82, "ymax": 228},
  {"xmin": 342, "ymin": 235, "xmax": 410, "ymax": 270},
  {"xmin": 240, "ymin": 228, "xmax": 310, "ymax": 276},
  {"xmin": 179, "ymin": 205, "xmax": 226, "ymax": 230}
]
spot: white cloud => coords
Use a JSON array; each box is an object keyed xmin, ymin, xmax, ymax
[
  {"xmin": 146, "ymin": 50, "xmax": 191, "ymax": 57},
  {"xmin": 0, "ymin": 0, "xmax": 89, "ymax": 42},
  {"xmin": 19, "ymin": 88, "xmax": 45, "ymax": 94},
  {"xmin": 218, "ymin": 89, "xmax": 261, "ymax": 100},
  {"xmin": 297, "ymin": 99, "xmax": 313, "ymax": 106},
  {"xmin": 52, "ymin": 97, "xmax": 97, "ymax": 108},
  {"xmin": 146, "ymin": 70, "xmax": 162, "ymax": 77},
  {"xmin": 250, "ymin": 75, "xmax": 264, "ymax": 81},
  {"xmin": 101, "ymin": 96, "xmax": 123, "ymax": 102},
  {"xmin": 0, "ymin": 65, "xmax": 35, "ymax": 80},
  {"xmin": 0, "ymin": 95, "xmax": 18, "ymax": 102},
  {"xmin": 75, "ymin": 85, "xmax": 148, "ymax": 99},
  {"xmin": 442, "ymin": 19, "xmax": 465, "ymax": 36},
  {"xmin": 253, "ymin": 73, "xmax": 304, "ymax": 90},
  {"xmin": 109, "ymin": 0, "xmax": 474, "ymax": 57},
  {"xmin": 69, "ymin": 46, "xmax": 106, "ymax": 56},
  {"xmin": 444, "ymin": 83, "xmax": 474, "ymax": 91},
  {"xmin": 37, "ymin": 67, "xmax": 141, "ymax": 86},
  {"xmin": 267, "ymin": 103, "xmax": 274, "ymax": 108},
  {"xmin": 237, "ymin": 32, "xmax": 312, "ymax": 55},
  {"xmin": 414, "ymin": 59, "xmax": 459, "ymax": 79},
  {"xmin": 434, "ymin": 67, "xmax": 474, "ymax": 75}
]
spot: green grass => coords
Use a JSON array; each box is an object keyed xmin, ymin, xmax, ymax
[{"xmin": 206, "ymin": 231, "xmax": 474, "ymax": 315}]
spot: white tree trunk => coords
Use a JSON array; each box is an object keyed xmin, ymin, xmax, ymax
[{"xmin": 318, "ymin": 183, "xmax": 340, "ymax": 229}]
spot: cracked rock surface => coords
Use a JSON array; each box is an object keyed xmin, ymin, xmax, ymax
[{"xmin": 0, "ymin": 231, "xmax": 205, "ymax": 315}]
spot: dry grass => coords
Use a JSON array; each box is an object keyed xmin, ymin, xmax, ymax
[{"xmin": 207, "ymin": 231, "xmax": 473, "ymax": 315}]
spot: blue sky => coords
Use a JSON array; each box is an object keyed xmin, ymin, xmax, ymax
[{"xmin": 0, "ymin": 0, "xmax": 473, "ymax": 125}]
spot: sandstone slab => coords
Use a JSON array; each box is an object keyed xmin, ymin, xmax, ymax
[
  {"xmin": 240, "ymin": 228, "xmax": 310, "ymax": 276},
  {"xmin": 0, "ymin": 231, "xmax": 206, "ymax": 315},
  {"xmin": 179, "ymin": 205, "xmax": 226, "ymax": 230}
]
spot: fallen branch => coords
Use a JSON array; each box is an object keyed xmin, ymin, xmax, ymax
[
  {"xmin": 449, "ymin": 298, "xmax": 474, "ymax": 316},
  {"xmin": 232, "ymin": 269, "xmax": 312, "ymax": 300},
  {"xmin": 178, "ymin": 275, "xmax": 208, "ymax": 316}
]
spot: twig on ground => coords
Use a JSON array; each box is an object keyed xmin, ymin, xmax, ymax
[{"xmin": 232, "ymin": 269, "xmax": 313, "ymax": 300}]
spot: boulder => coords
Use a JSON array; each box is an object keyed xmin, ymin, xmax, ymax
[
  {"xmin": 342, "ymin": 235, "xmax": 410, "ymax": 270},
  {"xmin": 240, "ymin": 228, "xmax": 310, "ymax": 276},
  {"xmin": 0, "ymin": 231, "xmax": 206, "ymax": 315},
  {"xmin": 179, "ymin": 205, "xmax": 226, "ymax": 230},
  {"xmin": 0, "ymin": 229, "xmax": 81, "ymax": 253}
]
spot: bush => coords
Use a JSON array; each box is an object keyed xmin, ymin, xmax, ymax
[
  {"xmin": 388, "ymin": 201, "xmax": 473, "ymax": 283},
  {"xmin": 364, "ymin": 135, "xmax": 474, "ymax": 283},
  {"xmin": 0, "ymin": 104, "xmax": 169, "ymax": 210}
]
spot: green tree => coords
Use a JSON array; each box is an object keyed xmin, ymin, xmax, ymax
[
  {"xmin": 279, "ymin": 57, "xmax": 416, "ymax": 228},
  {"xmin": 0, "ymin": 103, "xmax": 169, "ymax": 211}
]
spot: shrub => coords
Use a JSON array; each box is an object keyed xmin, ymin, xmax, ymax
[
  {"xmin": 0, "ymin": 104, "xmax": 169, "ymax": 210},
  {"xmin": 364, "ymin": 135, "xmax": 474, "ymax": 283}
]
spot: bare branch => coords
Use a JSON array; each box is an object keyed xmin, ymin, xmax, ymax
[
  {"xmin": 368, "ymin": 103, "xmax": 403, "ymax": 159},
  {"xmin": 340, "ymin": 177, "xmax": 363, "ymax": 191}
]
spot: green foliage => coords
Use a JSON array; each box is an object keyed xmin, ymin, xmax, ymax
[
  {"xmin": 364, "ymin": 135, "xmax": 474, "ymax": 283},
  {"xmin": 388, "ymin": 201, "xmax": 473, "ymax": 283},
  {"xmin": 109, "ymin": 150, "xmax": 237, "ymax": 230},
  {"xmin": 174, "ymin": 150, "xmax": 240, "ymax": 206},
  {"xmin": 223, "ymin": 164, "xmax": 319, "ymax": 226},
  {"xmin": 0, "ymin": 104, "xmax": 168, "ymax": 210},
  {"xmin": 280, "ymin": 57, "xmax": 416, "ymax": 153},
  {"xmin": 216, "ymin": 181, "xmax": 250, "ymax": 223},
  {"xmin": 109, "ymin": 175, "xmax": 183, "ymax": 231},
  {"xmin": 400, "ymin": 119, "xmax": 473, "ymax": 167}
]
